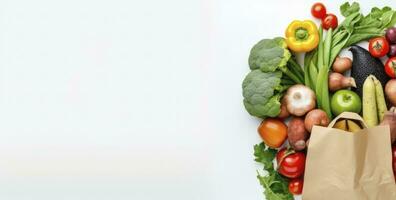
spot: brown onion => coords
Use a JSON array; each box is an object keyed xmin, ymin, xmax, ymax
[
  {"xmin": 328, "ymin": 72, "xmax": 356, "ymax": 92},
  {"xmin": 332, "ymin": 56, "xmax": 352, "ymax": 73}
]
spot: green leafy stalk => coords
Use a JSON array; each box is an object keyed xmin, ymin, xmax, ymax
[
  {"xmin": 304, "ymin": 52, "xmax": 313, "ymax": 89},
  {"xmin": 309, "ymin": 61, "xmax": 318, "ymax": 89},
  {"xmin": 317, "ymin": 28, "xmax": 333, "ymax": 118},
  {"xmin": 281, "ymin": 68, "xmax": 303, "ymax": 84},
  {"xmin": 288, "ymin": 59, "xmax": 304, "ymax": 78},
  {"xmin": 315, "ymin": 27, "xmax": 324, "ymax": 109},
  {"xmin": 287, "ymin": 59, "xmax": 304, "ymax": 84},
  {"xmin": 281, "ymin": 78, "xmax": 294, "ymax": 86},
  {"xmin": 317, "ymin": 27, "xmax": 324, "ymax": 71},
  {"xmin": 323, "ymin": 28, "xmax": 333, "ymax": 68},
  {"xmin": 317, "ymin": 67, "xmax": 332, "ymax": 118},
  {"xmin": 305, "ymin": 50, "xmax": 318, "ymax": 90}
]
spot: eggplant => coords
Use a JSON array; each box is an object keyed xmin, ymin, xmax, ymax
[{"xmin": 349, "ymin": 45, "xmax": 389, "ymax": 97}]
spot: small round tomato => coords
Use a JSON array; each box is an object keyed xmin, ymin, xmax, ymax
[
  {"xmin": 385, "ymin": 57, "xmax": 396, "ymax": 78},
  {"xmin": 322, "ymin": 14, "xmax": 338, "ymax": 30},
  {"xmin": 311, "ymin": 3, "xmax": 327, "ymax": 19},
  {"xmin": 276, "ymin": 148, "xmax": 306, "ymax": 178},
  {"xmin": 258, "ymin": 118, "xmax": 287, "ymax": 148},
  {"xmin": 369, "ymin": 37, "xmax": 390, "ymax": 58},
  {"xmin": 288, "ymin": 178, "xmax": 304, "ymax": 195}
]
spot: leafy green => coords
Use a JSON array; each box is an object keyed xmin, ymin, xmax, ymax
[
  {"xmin": 242, "ymin": 70, "xmax": 283, "ymax": 118},
  {"xmin": 340, "ymin": 2, "xmax": 360, "ymax": 17},
  {"xmin": 258, "ymin": 173, "xmax": 293, "ymax": 200},
  {"xmin": 254, "ymin": 143, "xmax": 293, "ymax": 200},
  {"xmin": 254, "ymin": 143, "xmax": 277, "ymax": 171},
  {"xmin": 334, "ymin": 2, "xmax": 396, "ymax": 53}
]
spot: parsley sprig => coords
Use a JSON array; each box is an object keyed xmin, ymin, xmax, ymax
[{"xmin": 254, "ymin": 143, "xmax": 293, "ymax": 200}]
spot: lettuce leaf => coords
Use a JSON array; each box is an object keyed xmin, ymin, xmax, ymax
[{"xmin": 254, "ymin": 143, "xmax": 293, "ymax": 200}]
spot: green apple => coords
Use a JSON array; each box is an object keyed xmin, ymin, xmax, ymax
[{"xmin": 331, "ymin": 90, "xmax": 362, "ymax": 116}]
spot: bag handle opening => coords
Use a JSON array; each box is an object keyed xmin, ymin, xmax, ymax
[{"xmin": 327, "ymin": 112, "xmax": 368, "ymax": 129}]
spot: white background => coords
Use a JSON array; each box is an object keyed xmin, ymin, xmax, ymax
[{"xmin": 0, "ymin": 0, "xmax": 394, "ymax": 200}]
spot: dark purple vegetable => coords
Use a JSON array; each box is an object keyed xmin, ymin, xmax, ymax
[
  {"xmin": 386, "ymin": 27, "xmax": 396, "ymax": 44},
  {"xmin": 350, "ymin": 45, "xmax": 390, "ymax": 97},
  {"xmin": 388, "ymin": 44, "xmax": 396, "ymax": 57}
]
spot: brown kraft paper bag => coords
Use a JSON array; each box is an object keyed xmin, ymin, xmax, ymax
[{"xmin": 302, "ymin": 112, "xmax": 396, "ymax": 200}]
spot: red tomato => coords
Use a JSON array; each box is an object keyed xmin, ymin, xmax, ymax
[
  {"xmin": 276, "ymin": 148, "xmax": 306, "ymax": 178},
  {"xmin": 322, "ymin": 14, "xmax": 338, "ymax": 30},
  {"xmin": 311, "ymin": 3, "xmax": 327, "ymax": 19},
  {"xmin": 385, "ymin": 57, "xmax": 396, "ymax": 78},
  {"xmin": 369, "ymin": 37, "xmax": 390, "ymax": 58},
  {"xmin": 288, "ymin": 178, "xmax": 304, "ymax": 195},
  {"xmin": 392, "ymin": 146, "xmax": 396, "ymax": 177},
  {"xmin": 258, "ymin": 118, "xmax": 288, "ymax": 148}
]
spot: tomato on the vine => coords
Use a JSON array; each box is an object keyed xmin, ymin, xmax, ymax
[
  {"xmin": 311, "ymin": 3, "xmax": 327, "ymax": 19},
  {"xmin": 258, "ymin": 118, "xmax": 287, "ymax": 148},
  {"xmin": 288, "ymin": 178, "xmax": 304, "ymax": 195},
  {"xmin": 385, "ymin": 57, "xmax": 396, "ymax": 78},
  {"xmin": 276, "ymin": 148, "xmax": 306, "ymax": 178},
  {"xmin": 369, "ymin": 37, "xmax": 390, "ymax": 58},
  {"xmin": 322, "ymin": 14, "xmax": 338, "ymax": 30}
]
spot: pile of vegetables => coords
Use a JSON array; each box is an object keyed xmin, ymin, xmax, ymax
[
  {"xmin": 305, "ymin": 2, "xmax": 396, "ymax": 118},
  {"xmin": 243, "ymin": 2, "xmax": 396, "ymax": 199}
]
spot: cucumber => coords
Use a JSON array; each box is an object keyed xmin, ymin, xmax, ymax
[
  {"xmin": 362, "ymin": 76, "xmax": 378, "ymax": 127},
  {"xmin": 373, "ymin": 76, "xmax": 387, "ymax": 122}
]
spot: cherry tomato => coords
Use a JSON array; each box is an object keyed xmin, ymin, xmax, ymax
[
  {"xmin": 311, "ymin": 3, "xmax": 327, "ymax": 19},
  {"xmin": 258, "ymin": 118, "xmax": 287, "ymax": 148},
  {"xmin": 385, "ymin": 57, "xmax": 396, "ymax": 78},
  {"xmin": 288, "ymin": 178, "xmax": 304, "ymax": 195},
  {"xmin": 322, "ymin": 14, "xmax": 338, "ymax": 30},
  {"xmin": 369, "ymin": 37, "xmax": 390, "ymax": 58},
  {"xmin": 276, "ymin": 148, "xmax": 306, "ymax": 178}
]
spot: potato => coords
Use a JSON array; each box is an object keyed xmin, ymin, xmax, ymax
[{"xmin": 288, "ymin": 117, "xmax": 310, "ymax": 151}]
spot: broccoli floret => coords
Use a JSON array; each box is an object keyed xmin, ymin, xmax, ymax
[
  {"xmin": 248, "ymin": 37, "xmax": 291, "ymax": 72},
  {"xmin": 242, "ymin": 70, "xmax": 283, "ymax": 118}
]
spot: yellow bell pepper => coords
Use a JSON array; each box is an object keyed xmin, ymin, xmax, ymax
[{"xmin": 285, "ymin": 20, "xmax": 319, "ymax": 52}]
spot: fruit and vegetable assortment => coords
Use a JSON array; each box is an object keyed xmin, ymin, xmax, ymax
[{"xmin": 243, "ymin": 2, "xmax": 396, "ymax": 199}]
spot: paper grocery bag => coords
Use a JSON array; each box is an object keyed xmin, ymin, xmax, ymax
[{"xmin": 303, "ymin": 112, "xmax": 396, "ymax": 200}]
